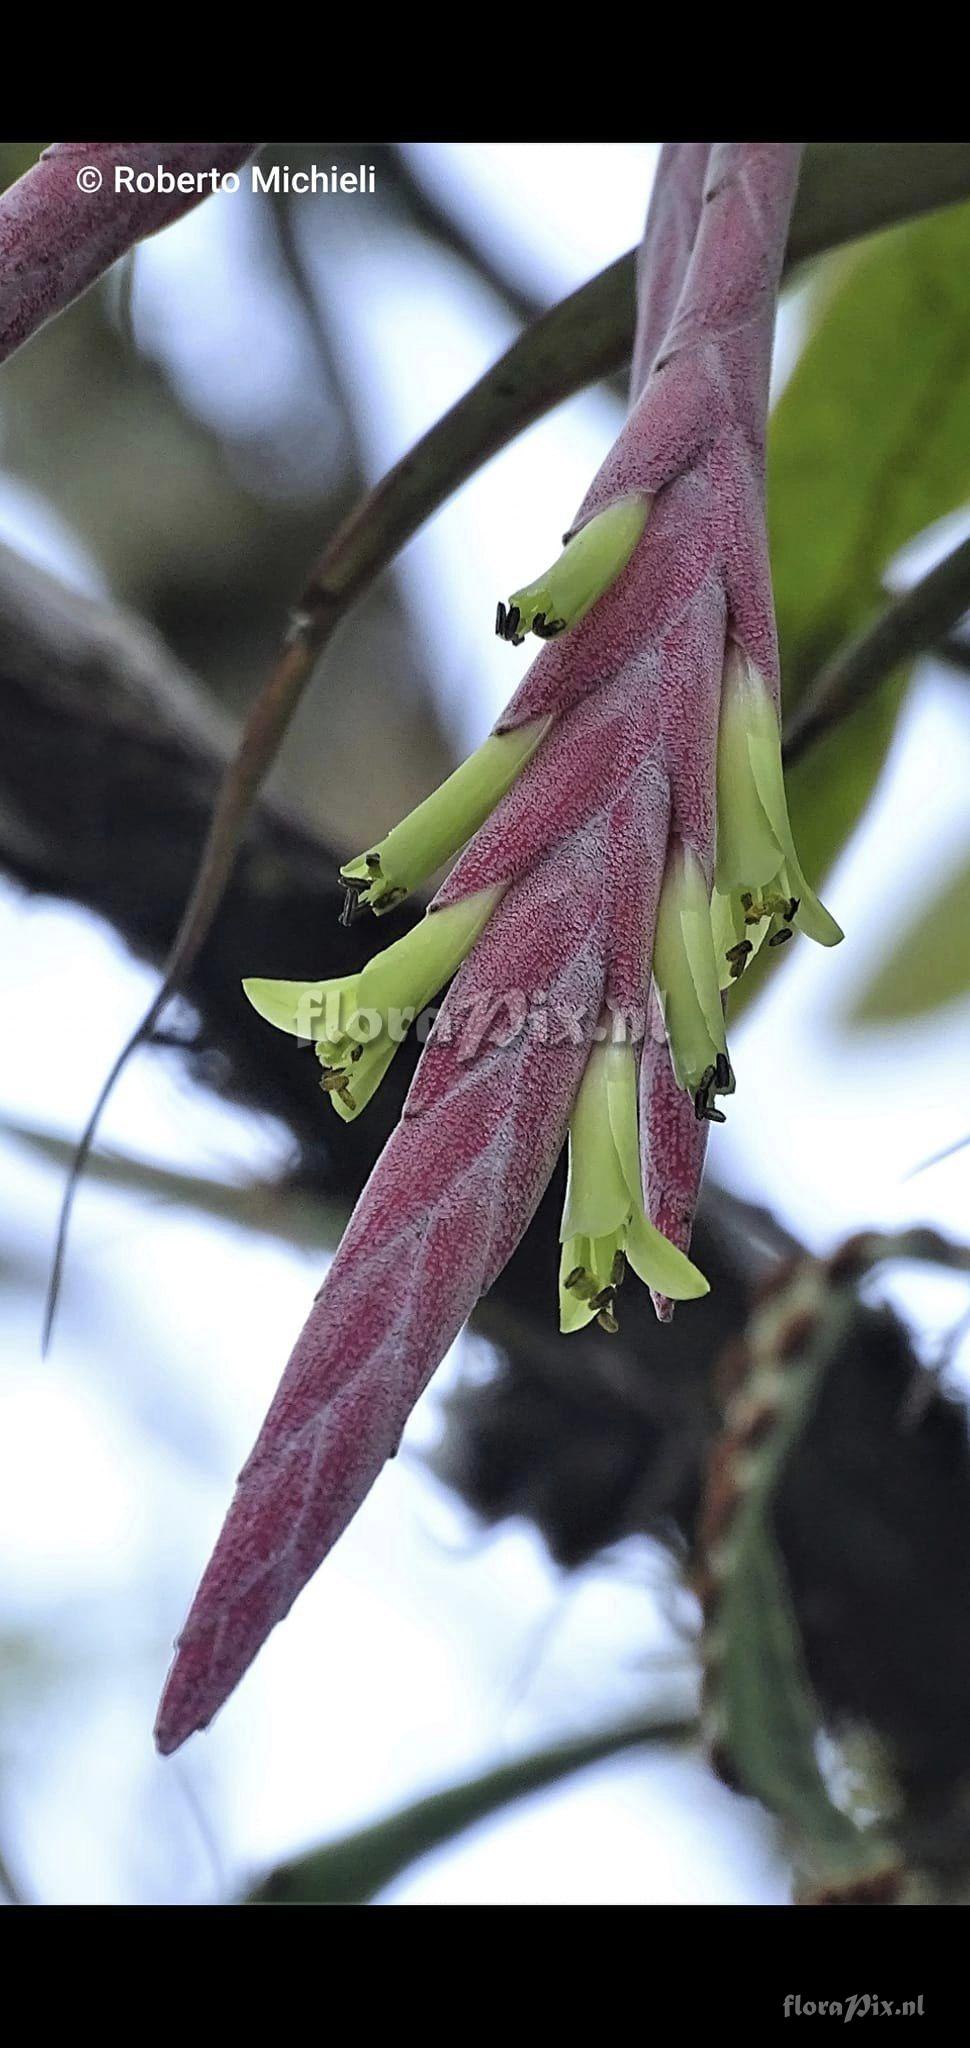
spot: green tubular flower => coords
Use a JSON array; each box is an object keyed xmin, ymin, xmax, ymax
[
  {"xmin": 496, "ymin": 495, "xmax": 651, "ymax": 645},
  {"xmin": 559, "ymin": 1035, "xmax": 709, "ymax": 1333},
  {"xmin": 339, "ymin": 717, "xmax": 551, "ymax": 917},
  {"xmin": 712, "ymin": 646, "xmax": 843, "ymax": 989},
  {"xmin": 652, "ymin": 843, "xmax": 735, "ymax": 1123},
  {"xmin": 242, "ymin": 886, "xmax": 502, "ymax": 1122}
]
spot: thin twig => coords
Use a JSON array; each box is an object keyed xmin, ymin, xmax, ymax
[
  {"xmin": 244, "ymin": 1705, "xmax": 697, "ymax": 1903},
  {"xmin": 784, "ymin": 536, "xmax": 970, "ymax": 765}
]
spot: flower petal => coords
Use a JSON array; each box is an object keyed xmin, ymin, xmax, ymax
[
  {"xmin": 625, "ymin": 1207, "xmax": 709, "ymax": 1300},
  {"xmin": 242, "ymin": 975, "xmax": 356, "ymax": 1042}
]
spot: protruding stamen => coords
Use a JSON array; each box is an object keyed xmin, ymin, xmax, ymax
[
  {"xmin": 244, "ymin": 886, "xmax": 503, "ymax": 1125},
  {"xmin": 500, "ymin": 495, "xmax": 650, "ymax": 647},
  {"xmin": 588, "ymin": 1286, "xmax": 615, "ymax": 1312},
  {"xmin": 725, "ymin": 940, "xmax": 752, "ymax": 981},
  {"xmin": 715, "ymin": 1053, "xmax": 736, "ymax": 1095},
  {"xmin": 714, "ymin": 642, "xmax": 843, "ymax": 965},
  {"xmin": 339, "ymin": 720, "xmax": 550, "ymax": 915}
]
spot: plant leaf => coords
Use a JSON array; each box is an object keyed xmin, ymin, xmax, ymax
[
  {"xmin": 244, "ymin": 1708, "xmax": 696, "ymax": 1905},
  {"xmin": 736, "ymin": 202, "xmax": 970, "ymax": 1013},
  {"xmin": 846, "ymin": 850, "xmax": 970, "ymax": 1024}
]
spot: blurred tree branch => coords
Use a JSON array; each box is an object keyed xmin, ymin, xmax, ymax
[
  {"xmin": 784, "ymin": 536, "xmax": 970, "ymax": 763},
  {"xmin": 382, "ymin": 144, "xmax": 550, "ymax": 330},
  {"xmin": 246, "ymin": 1705, "xmax": 697, "ymax": 1904}
]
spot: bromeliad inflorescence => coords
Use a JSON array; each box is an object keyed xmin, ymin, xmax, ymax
[{"xmin": 156, "ymin": 142, "xmax": 845, "ymax": 1756}]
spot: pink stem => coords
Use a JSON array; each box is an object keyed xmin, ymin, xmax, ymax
[
  {"xmin": 0, "ymin": 142, "xmax": 257, "ymax": 367},
  {"xmin": 629, "ymin": 142, "xmax": 711, "ymax": 402}
]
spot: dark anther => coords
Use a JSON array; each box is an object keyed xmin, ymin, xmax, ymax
[
  {"xmin": 340, "ymin": 887, "xmax": 363, "ymax": 928},
  {"xmin": 588, "ymin": 1286, "xmax": 615, "ymax": 1312},
  {"xmin": 564, "ymin": 1266, "xmax": 585, "ymax": 1291},
  {"xmin": 611, "ymin": 1250, "xmax": 627, "ymax": 1287},
  {"xmin": 350, "ymin": 1046, "xmax": 364, "ymax": 1064},
  {"xmin": 694, "ymin": 1062, "xmax": 730, "ymax": 1123},
  {"xmin": 365, "ymin": 852, "xmax": 381, "ymax": 872},
  {"xmin": 693, "ymin": 1064, "xmax": 716, "ymax": 1118},
  {"xmin": 726, "ymin": 939, "xmax": 752, "ymax": 981},
  {"xmin": 787, "ymin": 897, "xmax": 800, "ymax": 921},
  {"xmin": 769, "ymin": 926, "xmax": 793, "ymax": 948},
  {"xmin": 597, "ymin": 1308, "xmax": 619, "ymax": 1334},
  {"xmin": 715, "ymin": 1053, "xmax": 735, "ymax": 1095},
  {"xmin": 534, "ymin": 614, "xmax": 566, "ymax": 638},
  {"xmin": 496, "ymin": 600, "xmax": 524, "ymax": 644},
  {"xmin": 533, "ymin": 611, "xmax": 546, "ymax": 634}
]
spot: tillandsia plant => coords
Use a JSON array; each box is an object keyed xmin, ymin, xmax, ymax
[{"xmin": 155, "ymin": 141, "xmax": 842, "ymax": 1754}]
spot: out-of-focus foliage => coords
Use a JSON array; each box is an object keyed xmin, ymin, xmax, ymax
[
  {"xmin": 736, "ymin": 203, "xmax": 970, "ymax": 1013},
  {"xmin": 710, "ymin": 1292, "xmax": 893, "ymax": 1886},
  {"xmin": 247, "ymin": 1709, "xmax": 695, "ymax": 1904},
  {"xmin": 847, "ymin": 848, "xmax": 970, "ymax": 1025},
  {"xmin": 0, "ymin": 144, "xmax": 44, "ymax": 195}
]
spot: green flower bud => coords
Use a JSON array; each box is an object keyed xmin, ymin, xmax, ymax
[
  {"xmin": 340, "ymin": 718, "xmax": 551, "ymax": 916},
  {"xmin": 559, "ymin": 1035, "xmax": 708, "ymax": 1332},
  {"xmin": 652, "ymin": 844, "xmax": 734, "ymax": 1120},
  {"xmin": 713, "ymin": 646, "xmax": 843, "ymax": 988},
  {"xmin": 496, "ymin": 495, "xmax": 651, "ymax": 645},
  {"xmin": 243, "ymin": 886, "xmax": 502, "ymax": 1121}
]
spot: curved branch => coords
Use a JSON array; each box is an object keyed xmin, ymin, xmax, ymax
[
  {"xmin": 0, "ymin": 142, "xmax": 257, "ymax": 366},
  {"xmin": 784, "ymin": 536, "xmax": 970, "ymax": 765},
  {"xmin": 245, "ymin": 1706, "xmax": 697, "ymax": 1904}
]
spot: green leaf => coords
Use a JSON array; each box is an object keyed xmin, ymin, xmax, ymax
[
  {"xmin": 734, "ymin": 201, "xmax": 970, "ymax": 1014},
  {"xmin": 717, "ymin": 1295, "xmax": 895, "ymax": 1886},
  {"xmin": 846, "ymin": 849, "xmax": 970, "ymax": 1024},
  {"xmin": 0, "ymin": 1115, "xmax": 347, "ymax": 1249},
  {"xmin": 244, "ymin": 1709, "xmax": 696, "ymax": 1905}
]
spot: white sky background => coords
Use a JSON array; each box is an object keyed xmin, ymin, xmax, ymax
[{"xmin": 0, "ymin": 143, "xmax": 967, "ymax": 1906}]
